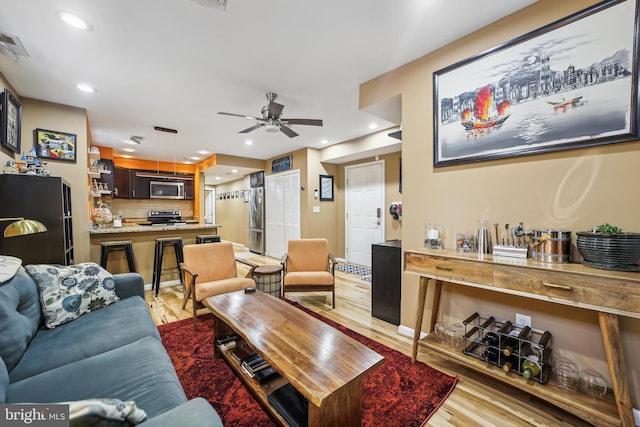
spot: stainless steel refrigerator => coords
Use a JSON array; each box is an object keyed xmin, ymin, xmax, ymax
[{"xmin": 249, "ymin": 185, "xmax": 265, "ymax": 254}]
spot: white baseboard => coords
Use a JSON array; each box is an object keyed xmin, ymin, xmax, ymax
[{"xmin": 397, "ymin": 324, "xmax": 427, "ymax": 340}]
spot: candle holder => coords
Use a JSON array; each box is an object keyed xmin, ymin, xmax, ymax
[{"xmin": 424, "ymin": 223, "xmax": 443, "ymax": 249}]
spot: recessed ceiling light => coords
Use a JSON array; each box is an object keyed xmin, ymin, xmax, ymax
[
  {"xmin": 183, "ymin": 161, "xmax": 193, "ymax": 164},
  {"xmin": 369, "ymin": 123, "xmax": 378, "ymax": 130},
  {"xmin": 57, "ymin": 11, "xmax": 93, "ymax": 31},
  {"xmin": 76, "ymin": 83, "xmax": 96, "ymax": 93},
  {"xmin": 196, "ymin": 150, "xmax": 209, "ymax": 155},
  {"xmin": 189, "ymin": 156, "xmax": 201, "ymax": 161},
  {"xmin": 121, "ymin": 155, "xmax": 133, "ymax": 159},
  {"xmin": 216, "ymin": 176, "xmax": 221, "ymax": 180},
  {"xmin": 123, "ymin": 148, "xmax": 136, "ymax": 153},
  {"xmin": 321, "ymin": 139, "xmax": 328, "ymax": 145},
  {"xmin": 245, "ymin": 140, "xmax": 253, "ymax": 146},
  {"xmin": 231, "ymin": 169, "xmax": 238, "ymax": 173}
]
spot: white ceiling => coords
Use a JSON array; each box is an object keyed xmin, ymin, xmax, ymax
[{"xmin": 0, "ymin": 0, "xmax": 536, "ymax": 183}]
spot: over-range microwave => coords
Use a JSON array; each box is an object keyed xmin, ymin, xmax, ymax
[{"xmin": 150, "ymin": 181, "xmax": 184, "ymax": 199}]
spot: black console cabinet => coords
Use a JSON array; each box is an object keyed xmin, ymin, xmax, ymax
[
  {"xmin": 371, "ymin": 240, "xmax": 401, "ymax": 325},
  {"xmin": 0, "ymin": 175, "xmax": 73, "ymax": 265}
]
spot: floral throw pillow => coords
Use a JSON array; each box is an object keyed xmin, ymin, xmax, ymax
[{"xmin": 25, "ymin": 262, "xmax": 120, "ymax": 329}]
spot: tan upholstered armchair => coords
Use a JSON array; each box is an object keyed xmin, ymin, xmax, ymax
[
  {"xmin": 181, "ymin": 242, "xmax": 256, "ymax": 330},
  {"xmin": 280, "ymin": 238, "xmax": 336, "ymax": 308}
]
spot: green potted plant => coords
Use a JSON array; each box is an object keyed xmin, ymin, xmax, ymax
[{"xmin": 576, "ymin": 224, "xmax": 640, "ymax": 272}]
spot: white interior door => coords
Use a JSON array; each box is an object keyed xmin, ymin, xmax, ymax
[
  {"xmin": 265, "ymin": 170, "xmax": 300, "ymax": 258},
  {"xmin": 204, "ymin": 188, "xmax": 215, "ymax": 224},
  {"xmin": 346, "ymin": 160, "xmax": 384, "ymax": 267}
]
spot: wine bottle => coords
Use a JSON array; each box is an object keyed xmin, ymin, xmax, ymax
[
  {"xmin": 521, "ymin": 358, "xmax": 541, "ymax": 379},
  {"xmin": 484, "ymin": 346, "xmax": 501, "ymax": 365},
  {"xmin": 481, "ymin": 319, "xmax": 511, "ymax": 348},
  {"xmin": 503, "ymin": 326, "xmax": 531, "ymax": 357},
  {"xmin": 502, "ymin": 355, "xmax": 519, "ymax": 373},
  {"xmin": 519, "ymin": 330, "xmax": 552, "ymax": 361}
]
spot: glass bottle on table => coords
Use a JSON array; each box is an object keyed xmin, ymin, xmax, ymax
[{"xmin": 522, "ymin": 358, "xmax": 541, "ymax": 379}]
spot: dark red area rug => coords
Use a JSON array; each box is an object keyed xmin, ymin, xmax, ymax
[{"xmin": 158, "ymin": 304, "xmax": 457, "ymax": 427}]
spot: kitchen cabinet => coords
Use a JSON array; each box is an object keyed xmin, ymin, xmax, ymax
[
  {"xmin": 405, "ymin": 248, "xmax": 638, "ymax": 427},
  {"xmin": 113, "ymin": 167, "xmax": 131, "ymax": 199},
  {"xmin": 0, "ymin": 175, "xmax": 73, "ymax": 265},
  {"xmin": 131, "ymin": 170, "xmax": 151, "ymax": 199},
  {"xmin": 371, "ymin": 240, "xmax": 401, "ymax": 325}
]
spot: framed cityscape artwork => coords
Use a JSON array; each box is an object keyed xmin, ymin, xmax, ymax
[{"xmin": 433, "ymin": 0, "xmax": 639, "ymax": 167}]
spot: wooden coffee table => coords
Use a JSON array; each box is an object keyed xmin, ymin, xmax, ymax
[{"xmin": 204, "ymin": 290, "xmax": 385, "ymax": 427}]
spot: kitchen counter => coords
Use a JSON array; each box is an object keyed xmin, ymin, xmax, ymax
[
  {"xmin": 89, "ymin": 223, "xmax": 221, "ymax": 286},
  {"xmin": 89, "ymin": 223, "xmax": 221, "ymax": 234}
]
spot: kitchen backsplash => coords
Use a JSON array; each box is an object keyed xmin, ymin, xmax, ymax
[{"xmin": 106, "ymin": 199, "xmax": 195, "ymax": 220}]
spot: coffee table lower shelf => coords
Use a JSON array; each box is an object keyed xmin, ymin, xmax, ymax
[
  {"xmin": 419, "ymin": 336, "xmax": 620, "ymax": 427},
  {"xmin": 217, "ymin": 344, "xmax": 294, "ymax": 427}
]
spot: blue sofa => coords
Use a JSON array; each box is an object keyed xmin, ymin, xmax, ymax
[{"xmin": 0, "ymin": 268, "xmax": 223, "ymax": 426}]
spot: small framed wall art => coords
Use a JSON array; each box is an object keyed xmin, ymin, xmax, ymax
[
  {"xmin": 319, "ymin": 174, "xmax": 334, "ymax": 201},
  {"xmin": 35, "ymin": 128, "xmax": 77, "ymax": 162},
  {"xmin": 0, "ymin": 88, "xmax": 22, "ymax": 154}
]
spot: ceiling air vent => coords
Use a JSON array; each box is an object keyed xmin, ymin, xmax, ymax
[
  {"xmin": 190, "ymin": 0, "xmax": 227, "ymax": 11},
  {"xmin": 0, "ymin": 32, "xmax": 29, "ymax": 61}
]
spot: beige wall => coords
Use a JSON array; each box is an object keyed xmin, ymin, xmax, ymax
[
  {"xmin": 0, "ymin": 81, "xmax": 92, "ymax": 264},
  {"xmin": 214, "ymin": 176, "xmax": 250, "ymax": 246},
  {"xmin": 360, "ymin": 0, "xmax": 640, "ymax": 406}
]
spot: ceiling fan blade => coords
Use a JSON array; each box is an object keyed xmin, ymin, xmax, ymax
[
  {"xmin": 239, "ymin": 124, "xmax": 264, "ymax": 134},
  {"xmin": 267, "ymin": 102, "xmax": 284, "ymax": 119},
  {"xmin": 281, "ymin": 118, "xmax": 323, "ymax": 126},
  {"xmin": 279, "ymin": 125, "xmax": 298, "ymax": 138},
  {"xmin": 218, "ymin": 112, "xmax": 265, "ymax": 122}
]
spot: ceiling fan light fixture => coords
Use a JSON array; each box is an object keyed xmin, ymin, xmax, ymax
[{"xmin": 264, "ymin": 123, "xmax": 280, "ymax": 133}]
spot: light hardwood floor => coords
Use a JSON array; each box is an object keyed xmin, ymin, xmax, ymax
[{"xmin": 144, "ymin": 250, "xmax": 591, "ymax": 427}]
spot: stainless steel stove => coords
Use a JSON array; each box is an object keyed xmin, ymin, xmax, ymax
[{"xmin": 146, "ymin": 210, "xmax": 185, "ymax": 226}]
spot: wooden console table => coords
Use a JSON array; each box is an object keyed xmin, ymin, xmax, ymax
[
  {"xmin": 405, "ymin": 248, "xmax": 640, "ymax": 427},
  {"xmin": 204, "ymin": 290, "xmax": 385, "ymax": 427}
]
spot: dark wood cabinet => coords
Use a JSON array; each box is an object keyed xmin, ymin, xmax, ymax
[
  {"xmin": 113, "ymin": 167, "xmax": 131, "ymax": 198},
  {"xmin": 0, "ymin": 175, "xmax": 73, "ymax": 265},
  {"xmin": 131, "ymin": 170, "xmax": 150, "ymax": 199},
  {"xmin": 371, "ymin": 240, "xmax": 401, "ymax": 325}
]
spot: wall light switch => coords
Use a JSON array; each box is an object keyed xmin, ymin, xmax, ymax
[{"xmin": 313, "ymin": 205, "xmax": 320, "ymax": 213}]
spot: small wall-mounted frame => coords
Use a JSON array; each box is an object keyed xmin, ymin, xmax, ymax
[
  {"xmin": 35, "ymin": 128, "xmax": 77, "ymax": 162},
  {"xmin": 319, "ymin": 174, "xmax": 334, "ymax": 201},
  {"xmin": 1, "ymin": 88, "xmax": 22, "ymax": 154}
]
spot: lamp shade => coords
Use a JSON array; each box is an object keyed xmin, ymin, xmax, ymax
[{"xmin": 3, "ymin": 218, "xmax": 48, "ymax": 238}]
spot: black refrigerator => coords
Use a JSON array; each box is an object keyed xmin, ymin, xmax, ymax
[{"xmin": 249, "ymin": 171, "xmax": 265, "ymax": 254}]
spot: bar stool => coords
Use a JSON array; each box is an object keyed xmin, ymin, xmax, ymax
[
  {"xmin": 100, "ymin": 240, "xmax": 136, "ymax": 273},
  {"xmin": 152, "ymin": 237, "xmax": 184, "ymax": 296},
  {"xmin": 196, "ymin": 234, "xmax": 221, "ymax": 244}
]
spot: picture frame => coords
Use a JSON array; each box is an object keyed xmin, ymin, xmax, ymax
[
  {"xmin": 35, "ymin": 128, "xmax": 77, "ymax": 162},
  {"xmin": 319, "ymin": 174, "xmax": 334, "ymax": 201},
  {"xmin": 0, "ymin": 88, "xmax": 22, "ymax": 154},
  {"xmin": 433, "ymin": 0, "xmax": 639, "ymax": 167},
  {"xmin": 271, "ymin": 155, "xmax": 292, "ymax": 173}
]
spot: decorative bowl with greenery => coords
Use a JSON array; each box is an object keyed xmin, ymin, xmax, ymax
[{"xmin": 576, "ymin": 224, "xmax": 640, "ymax": 272}]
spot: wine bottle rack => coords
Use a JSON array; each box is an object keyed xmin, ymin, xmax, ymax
[{"xmin": 462, "ymin": 312, "xmax": 552, "ymax": 384}]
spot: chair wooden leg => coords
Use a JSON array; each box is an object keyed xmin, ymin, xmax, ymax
[
  {"xmin": 332, "ymin": 289, "xmax": 335, "ymax": 308},
  {"xmin": 182, "ymin": 279, "xmax": 191, "ymax": 309}
]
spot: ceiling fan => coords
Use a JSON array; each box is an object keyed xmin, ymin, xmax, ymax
[{"xmin": 218, "ymin": 93, "xmax": 323, "ymax": 138}]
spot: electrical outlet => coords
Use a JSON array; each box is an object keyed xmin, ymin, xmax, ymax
[{"xmin": 515, "ymin": 313, "xmax": 531, "ymax": 328}]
